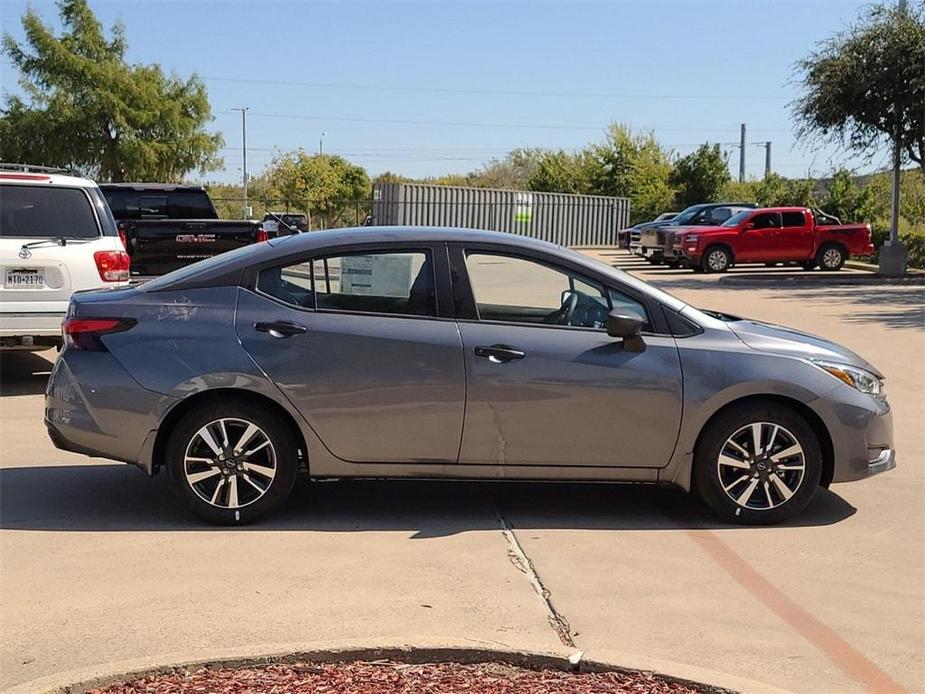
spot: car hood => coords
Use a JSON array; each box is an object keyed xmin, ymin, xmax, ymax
[
  {"xmin": 725, "ymin": 317, "xmax": 880, "ymax": 375},
  {"xmin": 675, "ymin": 225, "xmax": 726, "ymax": 236}
]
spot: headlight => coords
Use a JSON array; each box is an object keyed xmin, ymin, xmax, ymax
[{"xmin": 811, "ymin": 359, "xmax": 884, "ymax": 397}]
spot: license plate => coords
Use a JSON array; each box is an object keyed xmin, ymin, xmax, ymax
[{"xmin": 4, "ymin": 269, "xmax": 45, "ymax": 289}]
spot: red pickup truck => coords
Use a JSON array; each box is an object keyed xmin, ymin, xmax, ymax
[{"xmin": 673, "ymin": 207, "xmax": 873, "ymax": 273}]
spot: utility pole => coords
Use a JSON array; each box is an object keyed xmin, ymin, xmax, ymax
[
  {"xmin": 880, "ymin": 0, "xmax": 908, "ymax": 276},
  {"xmin": 750, "ymin": 141, "xmax": 772, "ymax": 178},
  {"xmin": 738, "ymin": 123, "xmax": 746, "ymax": 183},
  {"xmin": 319, "ymin": 131, "xmax": 327, "ymax": 155},
  {"xmin": 233, "ymin": 107, "xmax": 250, "ymax": 219}
]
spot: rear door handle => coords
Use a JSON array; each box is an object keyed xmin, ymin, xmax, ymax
[
  {"xmin": 474, "ymin": 344, "xmax": 525, "ymax": 363},
  {"xmin": 254, "ymin": 320, "xmax": 307, "ymax": 338}
]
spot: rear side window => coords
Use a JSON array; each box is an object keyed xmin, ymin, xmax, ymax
[
  {"xmin": 0, "ymin": 185, "xmax": 100, "ymax": 239},
  {"xmin": 781, "ymin": 211, "xmax": 805, "ymax": 227},
  {"xmin": 258, "ymin": 250, "xmax": 437, "ymax": 317},
  {"xmin": 102, "ymin": 189, "xmax": 214, "ymax": 219}
]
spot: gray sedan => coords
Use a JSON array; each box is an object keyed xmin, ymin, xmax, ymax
[{"xmin": 46, "ymin": 227, "xmax": 895, "ymax": 524}]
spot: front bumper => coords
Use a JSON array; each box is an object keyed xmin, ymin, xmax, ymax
[{"xmin": 810, "ymin": 384, "xmax": 895, "ymax": 483}]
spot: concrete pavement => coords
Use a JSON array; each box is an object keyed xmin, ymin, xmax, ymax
[{"xmin": 1, "ymin": 252, "xmax": 922, "ymax": 693}]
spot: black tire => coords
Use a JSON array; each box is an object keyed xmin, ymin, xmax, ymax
[
  {"xmin": 666, "ymin": 260, "xmax": 681, "ymax": 268},
  {"xmin": 693, "ymin": 402, "xmax": 822, "ymax": 525},
  {"xmin": 816, "ymin": 243, "xmax": 846, "ymax": 271},
  {"xmin": 801, "ymin": 261, "xmax": 817, "ymax": 271},
  {"xmin": 166, "ymin": 399, "xmax": 298, "ymax": 524},
  {"xmin": 701, "ymin": 245, "xmax": 732, "ymax": 273}
]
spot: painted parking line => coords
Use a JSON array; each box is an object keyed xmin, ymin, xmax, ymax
[{"xmin": 687, "ymin": 529, "xmax": 904, "ymax": 694}]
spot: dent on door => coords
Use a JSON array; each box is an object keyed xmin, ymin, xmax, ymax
[{"xmin": 235, "ymin": 289, "xmax": 466, "ymax": 464}]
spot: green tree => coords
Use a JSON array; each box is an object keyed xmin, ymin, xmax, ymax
[
  {"xmin": 818, "ymin": 169, "xmax": 875, "ymax": 221},
  {"xmin": 669, "ymin": 144, "xmax": 731, "ymax": 208},
  {"xmin": 265, "ymin": 151, "xmax": 370, "ymax": 228},
  {"xmin": 528, "ymin": 149, "xmax": 596, "ymax": 194},
  {"xmin": 590, "ymin": 123, "xmax": 675, "ymax": 223},
  {"xmin": 792, "ymin": 1, "xmax": 925, "ymax": 174},
  {"xmin": 1, "ymin": 0, "xmax": 223, "ymax": 182}
]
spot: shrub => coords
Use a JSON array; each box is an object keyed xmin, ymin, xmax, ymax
[{"xmin": 870, "ymin": 223, "xmax": 925, "ymax": 269}]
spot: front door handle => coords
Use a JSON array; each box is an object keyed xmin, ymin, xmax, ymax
[
  {"xmin": 254, "ymin": 320, "xmax": 307, "ymax": 338},
  {"xmin": 474, "ymin": 344, "xmax": 525, "ymax": 363}
]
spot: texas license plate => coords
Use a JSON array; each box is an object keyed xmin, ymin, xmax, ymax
[{"xmin": 4, "ymin": 269, "xmax": 45, "ymax": 288}]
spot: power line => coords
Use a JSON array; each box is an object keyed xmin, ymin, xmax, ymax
[{"xmin": 202, "ymin": 75, "xmax": 789, "ymax": 101}]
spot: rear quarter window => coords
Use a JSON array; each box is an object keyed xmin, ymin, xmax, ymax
[{"xmin": 0, "ymin": 185, "xmax": 100, "ymax": 239}]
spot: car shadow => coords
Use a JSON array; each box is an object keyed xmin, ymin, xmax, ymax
[
  {"xmin": 0, "ymin": 350, "xmax": 55, "ymax": 397},
  {"xmin": 0, "ymin": 464, "xmax": 856, "ymax": 535}
]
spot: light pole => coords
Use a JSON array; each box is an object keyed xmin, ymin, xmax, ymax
[
  {"xmin": 319, "ymin": 131, "xmax": 327, "ymax": 155},
  {"xmin": 232, "ymin": 107, "xmax": 250, "ymax": 218},
  {"xmin": 879, "ymin": 0, "xmax": 909, "ymax": 276}
]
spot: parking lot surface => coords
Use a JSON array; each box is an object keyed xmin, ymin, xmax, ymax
[{"xmin": 1, "ymin": 252, "xmax": 923, "ymax": 693}]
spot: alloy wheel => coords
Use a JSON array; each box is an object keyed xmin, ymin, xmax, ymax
[
  {"xmin": 822, "ymin": 248, "xmax": 843, "ymax": 269},
  {"xmin": 183, "ymin": 418, "xmax": 277, "ymax": 509},
  {"xmin": 707, "ymin": 249, "xmax": 728, "ymax": 271},
  {"xmin": 716, "ymin": 421, "xmax": 805, "ymax": 510}
]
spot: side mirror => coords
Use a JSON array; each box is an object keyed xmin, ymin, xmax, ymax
[
  {"xmin": 743, "ymin": 222, "xmax": 756, "ymax": 231},
  {"xmin": 606, "ymin": 312, "xmax": 646, "ymax": 353}
]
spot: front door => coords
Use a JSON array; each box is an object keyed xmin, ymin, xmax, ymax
[
  {"xmin": 455, "ymin": 249, "xmax": 683, "ymax": 468},
  {"xmin": 737, "ymin": 211, "xmax": 785, "ymax": 262},
  {"xmin": 237, "ymin": 247, "xmax": 465, "ymax": 463}
]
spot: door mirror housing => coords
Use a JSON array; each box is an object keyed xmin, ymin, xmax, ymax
[
  {"xmin": 606, "ymin": 312, "xmax": 646, "ymax": 352},
  {"xmin": 743, "ymin": 222, "xmax": 756, "ymax": 231}
]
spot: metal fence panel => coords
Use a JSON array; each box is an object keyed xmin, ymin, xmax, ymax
[{"xmin": 371, "ymin": 183, "xmax": 630, "ymax": 247}]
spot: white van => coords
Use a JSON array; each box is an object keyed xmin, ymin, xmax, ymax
[{"xmin": 0, "ymin": 165, "xmax": 130, "ymax": 350}]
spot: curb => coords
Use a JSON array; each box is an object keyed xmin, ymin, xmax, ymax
[
  {"xmin": 720, "ymin": 272, "xmax": 925, "ymax": 287},
  {"xmin": 2, "ymin": 641, "xmax": 794, "ymax": 694}
]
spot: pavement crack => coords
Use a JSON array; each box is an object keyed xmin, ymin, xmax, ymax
[{"xmin": 485, "ymin": 488, "xmax": 576, "ymax": 648}]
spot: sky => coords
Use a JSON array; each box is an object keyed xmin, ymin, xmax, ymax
[{"xmin": 0, "ymin": 0, "xmax": 895, "ymax": 185}]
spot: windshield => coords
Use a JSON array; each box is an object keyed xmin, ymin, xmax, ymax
[
  {"xmin": 0, "ymin": 185, "xmax": 100, "ymax": 239},
  {"xmin": 722, "ymin": 210, "xmax": 752, "ymax": 227},
  {"xmin": 670, "ymin": 205, "xmax": 706, "ymax": 225}
]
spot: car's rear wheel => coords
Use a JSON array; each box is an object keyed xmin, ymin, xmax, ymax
[
  {"xmin": 816, "ymin": 243, "xmax": 846, "ymax": 271},
  {"xmin": 693, "ymin": 402, "xmax": 822, "ymax": 524},
  {"xmin": 701, "ymin": 245, "xmax": 732, "ymax": 273},
  {"xmin": 166, "ymin": 400, "xmax": 298, "ymax": 524}
]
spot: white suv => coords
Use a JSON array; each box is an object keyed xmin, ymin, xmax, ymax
[{"xmin": 0, "ymin": 165, "xmax": 130, "ymax": 351}]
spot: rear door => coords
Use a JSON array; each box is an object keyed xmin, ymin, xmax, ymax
[
  {"xmin": 236, "ymin": 243, "xmax": 466, "ymax": 464},
  {"xmin": 452, "ymin": 246, "xmax": 683, "ymax": 469},
  {"xmin": 777, "ymin": 210, "xmax": 814, "ymax": 260}
]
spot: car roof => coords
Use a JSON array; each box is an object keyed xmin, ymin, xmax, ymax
[
  {"xmin": 0, "ymin": 171, "xmax": 98, "ymax": 188},
  {"xmin": 97, "ymin": 183, "xmax": 206, "ymax": 191}
]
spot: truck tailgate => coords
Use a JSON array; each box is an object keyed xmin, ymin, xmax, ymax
[{"xmin": 126, "ymin": 220, "xmax": 260, "ymax": 275}]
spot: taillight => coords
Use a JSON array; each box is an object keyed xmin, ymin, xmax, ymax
[
  {"xmin": 256, "ymin": 227, "xmax": 268, "ymax": 243},
  {"xmin": 94, "ymin": 250, "xmax": 130, "ymax": 282},
  {"xmin": 62, "ymin": 317, "xmax": 136, "ymax": 351}
]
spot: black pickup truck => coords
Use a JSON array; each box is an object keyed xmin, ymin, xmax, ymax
[{"xmin": 99, "ymin": 184, "xmax": 266, "ymax": 276}]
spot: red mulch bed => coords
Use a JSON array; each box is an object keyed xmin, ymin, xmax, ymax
[{"xmin": 90, "ymin": 660, "xmax": 711, "ymax": 693}]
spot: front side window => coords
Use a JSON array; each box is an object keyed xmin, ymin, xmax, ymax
[
  {"xmin": 465, "ymin": 252, "xmax": 649, "ymax": 330},
  {"xmin": 258, "ymin": 250, "xmax": 436, "ymax": 317},
  {"xmin": 751, "ymin": 212, "xmax": 781, "ymax": 229}
]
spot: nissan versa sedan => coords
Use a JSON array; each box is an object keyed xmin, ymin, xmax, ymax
[{"xmin": 45, "ymin": 227, "xmax": 895, "ymax": 525}]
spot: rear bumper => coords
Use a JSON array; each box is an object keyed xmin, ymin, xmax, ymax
[
  {"xmin": 45, "ymin": 349, "xmax": 175, "ymax": 472},
  {"xmin": 0, "ymin": 311, "xmax": 65, "ymax": 338}
]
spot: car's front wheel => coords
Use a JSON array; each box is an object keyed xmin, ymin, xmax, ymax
[
  {"xmin": 701, "ymin": 245, "xmax": 732, "ymax": 273},
  {"xmin": 693, "ymin": 402, "xmax": 822, "ymax": 524},
  {"xmin": 166, "ymin": 399, "xmax": 298, "ymax": 524}
]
